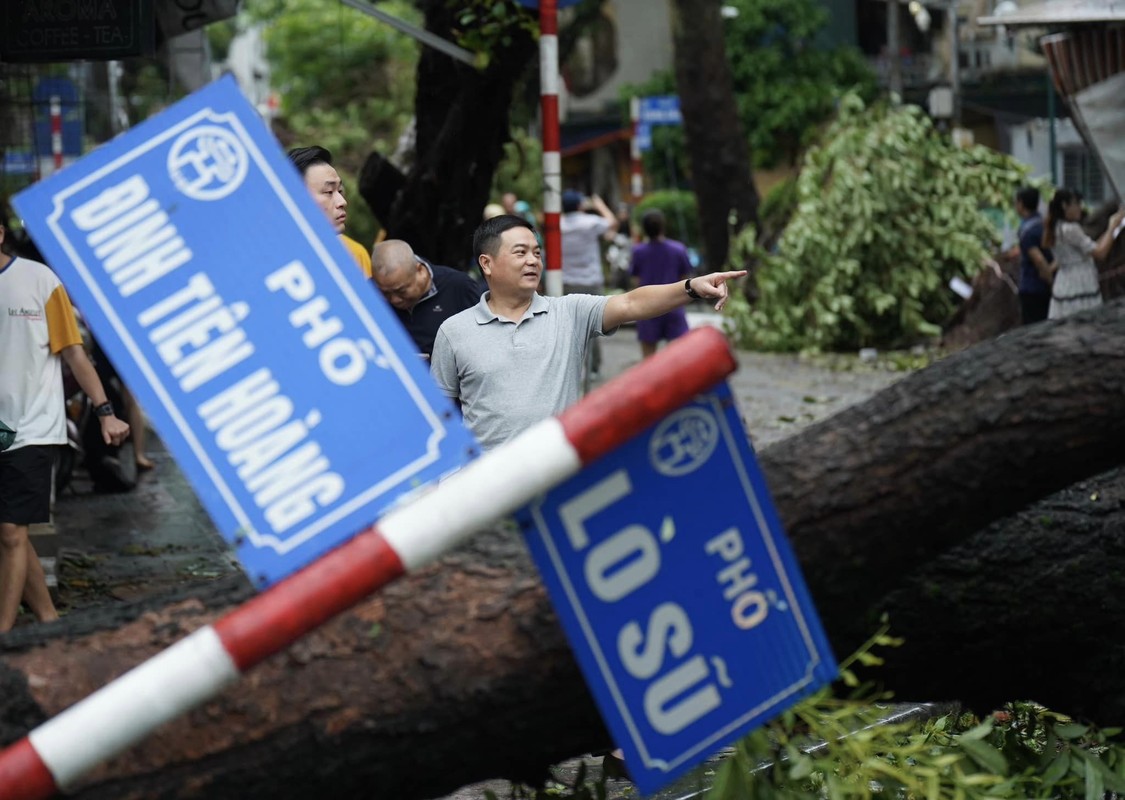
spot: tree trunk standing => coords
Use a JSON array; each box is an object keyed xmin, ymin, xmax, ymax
[
  {"xmin": 669, "ymin": 0, "xmax": 760, "ymax": 274},
  {"xmin": 4, "ymin": 304, "xmax": 1125, "ymax": 797},
  {"xmin": 358, "ymin": 2, "xmax": 537, "ymax": 267}
]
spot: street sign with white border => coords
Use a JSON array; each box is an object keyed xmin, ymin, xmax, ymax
[
  {"xmin": 13, "ymin": 75, "xmax": 478, "ymax": 587},
  {"xmin": 520, "ymin": 381, "xmax": 836, "ymax": 795},
  {"xmin": 638, "ymin": 96, "xmax": 683, "ymax": 126}
]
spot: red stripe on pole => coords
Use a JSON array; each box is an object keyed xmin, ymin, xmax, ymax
[
  {"xmin": 0, "ymin": 739, "xmax": 57, "ymax": 800},
  {"xmin": 541, "ymin": 94, "xmax": 560, "ymax": 154},
  {"xmin": 214, "ymin": 527, "xmax": 404, "ymax": 671},
  {"xmin": 539, "ymin": 0, "xmax": 557, "ymax": 35},
  {"xmin": 50, "ymin": 97, "xmax": 63, "ymax": 172},
  {"xmin": 558, "ymin": 326, "xmax": 737, "ymax": 464}
]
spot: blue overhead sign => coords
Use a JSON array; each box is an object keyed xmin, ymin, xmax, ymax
[
  {"xmin": 33, "ymin": 78, "xmax": 84, "ymax": 158},
  {"xmin": 521, "ymin": 382, "xmax": 836, "ymax": 796},
  {"xmin": 639, "ymin": 96, "xmax": 683, "ymax": 126},
  {"xmin": 13, "ymin": 75, "xmax": 478, "ymax": 587}
]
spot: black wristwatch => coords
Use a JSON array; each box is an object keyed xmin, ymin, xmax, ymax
[
  {"xmin": 684, "ymin": 278, "xmax": 704, "ymax": 300},
  {"xmin": 94, "ymin": 402, "xmax": 115, "ymax": 418}
]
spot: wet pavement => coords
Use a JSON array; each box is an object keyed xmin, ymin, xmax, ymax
[{"xmin": 28, "ymin": 318, "xmax": 907, "ymax": 798}]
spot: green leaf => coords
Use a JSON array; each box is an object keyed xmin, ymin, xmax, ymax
[
  {"xmin": 957, "ymin": 737, "xmax": 1009, "ymax": 776},
  {"xmin": 1086, "ymin": 756, "xmax": 1104, "ymax": 800},
  {"xmin": 1057, "ymin": 723, "xmax": 1090, "ymax": 740},
  {"xmin": 1040, "ymin": 752, "xmax": 1071, "ymax": 788}
]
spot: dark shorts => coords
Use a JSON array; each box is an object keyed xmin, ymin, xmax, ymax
[
  {"xmin": 635, "ymin": 310, "xmax": 690, "ymax": 344},
  {"xmin": 0, "ymin": 446, "xmax": 56, "ymax": 525}
]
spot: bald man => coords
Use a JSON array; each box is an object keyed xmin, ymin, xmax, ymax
[{"xmin": 372, "ymin": 239, "xmax": 482, "ymax": 359}]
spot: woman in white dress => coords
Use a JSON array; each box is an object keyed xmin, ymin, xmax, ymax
[{"xmin": 1042, "ymin": 189, "xmax": 1125, "ymax": 320}]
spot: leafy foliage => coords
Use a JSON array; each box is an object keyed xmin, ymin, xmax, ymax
[
  {"xmin": 707, "ymin": 628, "xmax": 1125, "ymax": 799},
  {"xmin": 507, "ymin": 625, "xmax": 1125, "ymax": 800},
  {"xmin": 727, "ymin": 93, "xmax": 1031, "ymax": 353},
  {"xmin": 243, "ymin": 0, "xmax": 419, "ymax": 157},
  {"xmin": 491, "ymin": 126, "xmax": 544, "ymax": 211},
  {"xmin": 240, "ymin": 0, "xmax": 421, "ymax": 246},
  {"xmin": 453, "ymin": 0, "xmax": 540, "ymax": 62},
  {"xmin": 721, "ymin": 0, "xmax": 877, "ymax": 169}
]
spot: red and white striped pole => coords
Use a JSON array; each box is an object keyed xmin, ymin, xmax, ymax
[
  {"xmin": 0, "ymin": 326, "xmax": 737, "ymax": 800},
  {"xmin": 49, "ymin": 96, "xmax": 64, "ymax": 174},
  {"xmin": 630, "ymin": 96, "xmax": 644, "ymax": 202},
  {"xmin": 539, "ymin": 0, "xmax": 563, "ymax": 297}
]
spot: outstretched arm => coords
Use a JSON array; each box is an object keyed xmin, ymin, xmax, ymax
[
  {"xmin": 603, "ymin": 270, "xmax": 747, "ymax": 331},
  {"xmin": 1092, "ymin": 208, "xmax": 1125, "ymax": 263},
  {"xmin": 60, "ymin": 344, "xmax": 131, "ymax": 446}
]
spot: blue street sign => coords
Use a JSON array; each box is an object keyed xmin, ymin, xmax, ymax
[
  {"xmin": 3, "ymin": 149, "xmax": 36, "ymax": 176},
  {"xmin": 32, "ymin": 77, "xmax": 84, "ymax": 158},
  {"xmin": 13, "ymin": 75, "xmax": 478, "ymax": 587},
  {"xmin": 635, "ymin": 122, "xmax": 652, "ymax": 153},
  {"xmin": 520, "ymin": 382, "xmax": 836, "ymax": 796},
  {"xmin": 639, "ymin": 95, "xmax": 683, "ymax": 126}
]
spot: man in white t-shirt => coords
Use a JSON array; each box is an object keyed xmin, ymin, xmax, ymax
[
  {"xmin": 559, "ymin": 190, "xmax": 618, "ymax": 378},
  {"xmin": 0, "ymin": 222, "xmax": 130, "ymax": 632}
]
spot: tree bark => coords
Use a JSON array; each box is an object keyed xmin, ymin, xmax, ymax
[
  {"xmin": 4, "ymin": 302, "xmax": 1125, "ymax": 798},
  {"xmin": 355, "ymin": 1, "xmax": 538, "ymax": 269},
  {"xmin": 670, "ymin": 0, "xmax": 760, "ymax": 273}
]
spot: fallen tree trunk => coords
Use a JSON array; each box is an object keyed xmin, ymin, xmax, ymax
[{"xmin": 3, "ymin": 301, "xmax": 1125, "ymax": 799}]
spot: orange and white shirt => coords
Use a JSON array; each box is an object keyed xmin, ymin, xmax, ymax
[{"xmin": 0, "ymin": 257, "xmax": 83, "ymax": 450}]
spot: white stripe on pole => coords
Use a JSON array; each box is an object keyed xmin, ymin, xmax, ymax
[
  {"xmin": 30, "ymin": 627, "xmax": 239, "ymax": 790},
  {"xmin": 539, "ymin": 35, "xmax": 559, "ymax": 94},
  {"xmin": 542, "ymin": 152, "xmax": 562, "ymax": 214},
  {"xmin": 380, "ymin": 418, "xmax": 579, "ymax": 570},
  {"xmin": 545, "ymin": 270, "xmax": 564, "ymax": 298}
]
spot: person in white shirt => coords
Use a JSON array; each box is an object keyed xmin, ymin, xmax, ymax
[
  {"xmin": 0, "ymin": 221, "xmax": 130, "ymax": 632},
  {"xmin": 559, "ymin": 190, "xmax": 618, "ymax": 378}
]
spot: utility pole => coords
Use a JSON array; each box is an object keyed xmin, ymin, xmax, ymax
[
  {"xmin": 948, "ymin": 0, "xmax": 961, "ymax": 127},
  {"xmin": 887, "ymin": 0, "xmax": 903, "ymax": 97}
]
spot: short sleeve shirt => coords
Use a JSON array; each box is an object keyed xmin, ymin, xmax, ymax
[
  {"xmin": 560, "ymin": 212, "xmax": 612, "ymax": 286},
  {"xmin": 1017, "ymin": 214, "xmax": 1051, "ymax": 296},
  {"xmin": 630, "ymin": 238, "xmax": 693, "ymax": 286},
  {"xmin": 430, "ymin": 292, "xmax": 610, "ymax": 450},
  {"xmin": 0, "ymin": 257, "xmax": 83, "ymax": 449}
]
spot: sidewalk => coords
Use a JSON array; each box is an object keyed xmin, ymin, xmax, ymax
[{"xmin": 49, "ymin": 434, "xmax": 240, "ymax": 616}]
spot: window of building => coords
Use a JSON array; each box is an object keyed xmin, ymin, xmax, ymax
[{"xmin": 1061, "ymin": 147, "xmax": 1106, "ymax": 205}]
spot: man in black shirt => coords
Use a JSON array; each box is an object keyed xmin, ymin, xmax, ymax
[{"xmin": 372, "ymin": 239, "xmax": 482, "ymax": 359}]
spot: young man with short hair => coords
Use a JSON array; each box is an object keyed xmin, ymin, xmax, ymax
[
  {"xmin": 1014, "ymin": 186, "xmax": 1053, "ymax": 325},
  {"xmin": 287, "ymin": 146, "xmax": 373, "ymax": 278}
]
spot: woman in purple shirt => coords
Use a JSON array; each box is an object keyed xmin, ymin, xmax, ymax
[{"xmin": 630, "ymin": 210, "xmax": 694, "ymax": 357}]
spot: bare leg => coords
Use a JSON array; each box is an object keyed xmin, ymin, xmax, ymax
[
  {"xmin": 124, "ymin": 386, "xmax": 153, "ymax": 470},
  {"xmin": 640, "ymin": 341, "xmax": 658, "ymax": 359},
  {"xmin": 22, "ymin": 543, "xmax": 58, "ymax": 623},
  {"xmin": 0, "ymin": 522, "xmax": 31, "ymax": 632}
]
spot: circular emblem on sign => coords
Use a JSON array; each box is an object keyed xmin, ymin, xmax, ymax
[
  {"xmin": 649, "ymin": 407, "xmax": 720, "ymax": 477},
  {"xmin": 167, "ymin": 125, "xmax": 248, "ymax": 201}
]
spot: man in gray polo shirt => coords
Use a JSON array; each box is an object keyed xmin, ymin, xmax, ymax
[{"xmin": 430, "ymin": 215, "xmax": 744, "ymax": 450}]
